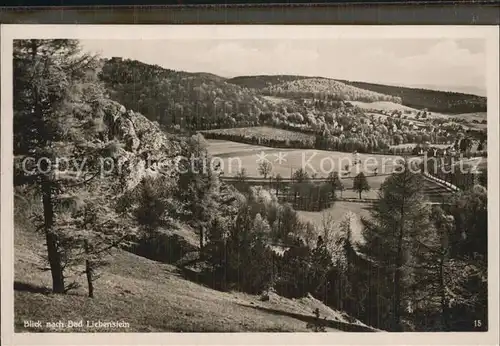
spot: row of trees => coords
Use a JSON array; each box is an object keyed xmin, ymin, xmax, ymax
[{"xmin": 236, "ymin": 165, "xmax": 371, "ymax": 211}]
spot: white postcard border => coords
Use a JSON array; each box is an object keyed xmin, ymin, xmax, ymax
[{"xmin": 1, "ymin": 24, "xmax": 499, "ymax": 346}]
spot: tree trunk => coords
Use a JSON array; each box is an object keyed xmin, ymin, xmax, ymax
[
  {"xmin": 359, "ymin": 191, "xmax": 362, "ymax": 199},
  {"xmin": 393, "ymin": 195, "xmax": 407, "ymax": 332},
  {"xmin": 393, "ymin": 235, "xmax": 404, "ymax": 331},
  {"xmin": 199, "ymin": 226, "xmax": 204, "ymax": 260},
  {"xmin": 42, "ymin": 179, "xmax": 65, "ymax": 293},
  {"xmin": 439, "ymin": 252, "xmax": 449, "ymax": 330},
  {"xmin": 84, "ymin": 240, "xmax": 94, "ymax": 298}
]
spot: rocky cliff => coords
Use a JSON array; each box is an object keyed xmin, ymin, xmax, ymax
[{"xmin": 101, "ymin": 99, "xmax": 182, "ymax": 191}]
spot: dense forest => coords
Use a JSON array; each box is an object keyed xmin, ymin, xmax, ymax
[
  {"xmin": 227, "ymin": 75, "xmax": 313, "ymax": 90},
  {"xmin": 99, "ymin": 57, "xmax": 269, "ymax": 130},
  {"xmin": 261, "ymin": 78, "xmax": 402, "ymax": 103}
]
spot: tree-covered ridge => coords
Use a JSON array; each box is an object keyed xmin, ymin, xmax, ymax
[
  {"xmin": 228, "ymin": 75, "xmax": 487, "ymax": 115},
  {"xmin": 228, "ymin": 75, "xmax": 314, "ymax": 90},
  {"xmin": 337, "ymin": 79, "xmax": 487, "ymax": 114},
  {"xmin": 99, "ymin": 58, "xmax": 271, "ymax": 130},
  {"xmin": 261, "ymin": 78, "xmax": 402, "ymax": 103}
]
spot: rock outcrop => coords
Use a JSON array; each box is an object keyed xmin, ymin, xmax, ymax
[{"xmin": 102, "ymin": 100, "xmax": 182, "ymax": 191}]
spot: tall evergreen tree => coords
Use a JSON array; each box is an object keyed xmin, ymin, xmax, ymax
[
  {"xmin": 359, "ymin": 161, "xmax": 430, "ymax": 331},
  {"xmin": 353, "ymin": 172, "xmax": 370, "ymax": 199},
  {"xmin": 326, "ymin": 171, "xmax": 343, "ymax": 200},
  {"xmin": 310, "ymin": 236, "xmax": 333, "ymax": 301},
  {"xmin": 177, "ymin": 134, "xmax": 219, "ymax": 258},
  {"xmin": 14, "ymin": 39, "xmax": 126, "ymax": 293}
]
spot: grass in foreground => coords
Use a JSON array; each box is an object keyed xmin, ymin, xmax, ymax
[{"xmin": 14, "ymin": 226, "xmax": 373, "ymax": 332}]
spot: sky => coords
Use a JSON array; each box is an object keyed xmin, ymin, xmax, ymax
[{"xmin": 81, "ymin": 38, "xmax": 486, "ymax": 96}]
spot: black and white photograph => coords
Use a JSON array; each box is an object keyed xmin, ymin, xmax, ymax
[{"xmin": 1, "ymin": 25, "xmax": 499, "ymax": 344}]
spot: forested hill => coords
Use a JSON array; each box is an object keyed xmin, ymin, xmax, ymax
[
  {"xmin": 228, "ymin": 75, "xmax": 313, "ymax": 90},
  {"xmin": 262, "ymin": 78, "xmax": 402, "ymax": 103},
  {"xmin": 337, "ymin": 79, "xmax": 487, "ymax": 114},
  {"xmin": 228, "ymin": 75, "xmax": 401, "ymax": 103},
  {"xmin": 228, "ymin": 75, "xmax": 487, "ymax": 114},
  {"xmin": 99, "ymin": 58, "xmax": 487, "ymax": 134},
  {"xmin": 99, "ymin": 58, "xmax": 271, "ymax": 129}
]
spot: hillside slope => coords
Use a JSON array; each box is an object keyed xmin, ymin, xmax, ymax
[
  {"xmin": 14, "ymin": 224, "xmax": 375, "ymax": 332},
  {"xmin": 262, "ymin": 78, "xmax": 401, "ymax": 103},
  {"xmin": 13, "ymin": 94, "xmax": 378, "ymax": 333},
  {"xmin": 228, "ymin": 75, "xmax": 313, "ymax": 89},
  {"xmin": 228, "ymin": 74, "xmax": 487, "ymax": 114},
  {"xmin": 99, "ymin": 58, "xmax": 271, "ymax": 129},
  {"xmin": 338, "ymin": 79, "xmax": 487, "ymax": 114}
]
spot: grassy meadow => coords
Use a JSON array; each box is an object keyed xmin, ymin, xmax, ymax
[
  {"xmin": 207, "ymin": 139, "xmax": 402, "ymax": 193},
  {"xmin": 203, "ymin": 127, "xmax": 315, "ymax": 143}
]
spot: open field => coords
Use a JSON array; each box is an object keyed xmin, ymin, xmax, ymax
[
  {"xmin": 453, "ymin": 112, "xmax": 487, "ymax": 121},
  {"xmin": 202, "ymin": 127, "xmax": 314, "ymax": 143},
  {"xmin": 351, "ymin": 100, "xmax": 420, "ymax": 114},
  {"xmin": 390, "ymin": 143, "xmax": 451, "ymax": 150},
  {"xmin": 262, "ymin": 95, "xmax": 293, "ymax": 105},
  {"xmin": 351, "ymin": 101, "xmax": 487, "ymax": 126},
  {"xmin": 15, "ymin": 225, "xmax": 372, "ymax": 332},
  {"xmin": 208, "ymin": 140, "xmax": 403, "ymax": 191}
]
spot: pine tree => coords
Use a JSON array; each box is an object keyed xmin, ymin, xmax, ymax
[
  {"xmin": 205, "ymin": 215, "xmax": 232, "ymax": 290},
  {"xmin": 329, "ymin": 213, "xmax": 361, "ymax": 315},
  {"xmin": 359, "ymin": 161, "xmax": 430, "ymax": 331},
  {"xmin": 274, "ymin": 173, "xmax": 283, "ymax": 197},
  {"xmin": 224, "ymin": 205, "xmax": 275, "ymax": 294},
  {"xmin": 447, "ymin": 186, "xmax": 488, "ymax": 329},
  {"xmin": 65, "ymin": 180, "xmax": 136, "ymax": 297},
  {"xmin": 310, "ymin": 236, "xmax": 333, "ymax": 302},
  {"xmin": 353, "ymin": 172, "xmax": 370, "ymax": 199},
  {"xmin": 411, "ymin": 197, "xmax": 487, "ymax": 331},
  {"xmin": 14, "ymin": 39, "xmax": 125, "ymax": 294},
  {"xmin": 326, "ymin": 171, "xmax": 343, "ymax": 200},
  {"xmin": 409, "ymin": 205, "xmax": 454, "ymax": 330},
  {"xmin": 177, "ymin": 134, "xmax": 220, "ymax": 259},
  {"xmin": 132, "ymin": 176, "xmax": 175, "ymax": 233}
]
